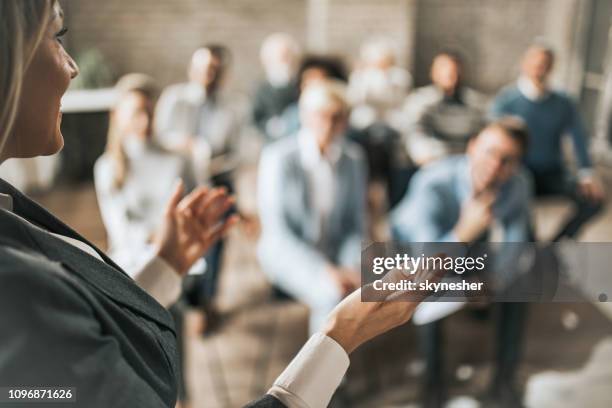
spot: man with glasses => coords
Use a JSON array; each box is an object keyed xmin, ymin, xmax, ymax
[{"xmin": 391, "ymin": 118, "xmax": 532, "ymax": 408}]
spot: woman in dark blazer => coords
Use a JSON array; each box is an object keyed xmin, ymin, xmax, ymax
[{"xmin": 0, "ymin": 1, "xmax": 433, "ymax": 407}]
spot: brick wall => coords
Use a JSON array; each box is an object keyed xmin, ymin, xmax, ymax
[
  {"xmin": 62, "ymin": 0, "xmax": 308, "ymax": 96},
  {"xmin": 414, "ymin": 0, "xmax": 547, "ymax": 93},
  {"xmin": 322, "ymin": 0, "xmax": 417, "ymax": 71},
  {"xmin": 62, "ymin": 0, "xmax": 579, "ymax": 97}
]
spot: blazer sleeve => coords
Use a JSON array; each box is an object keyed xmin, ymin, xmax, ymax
[
  {"xmin": 0, "ymin": 247, "xmax": 171, "ymax": 408},
  {"xmin": 244, "ymin": 395, "xmax": 287, "ymax": 408}
]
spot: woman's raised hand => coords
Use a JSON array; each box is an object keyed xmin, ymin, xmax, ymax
[
  {"xmin": 154, "ymin": 180, "xmax": 239, "ymax": 275},
  {"xmin": 322, "ymin": 256, "xmax": 447, "ymax": 354}
]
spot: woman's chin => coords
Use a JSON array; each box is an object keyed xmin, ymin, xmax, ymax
[
  {"xmin": 47, "ymin": 132, "xmax": 65, "ymax": 155},
  {"xmin": 40, "ymin": 129, "xmax": 64, "ymax": 156}
]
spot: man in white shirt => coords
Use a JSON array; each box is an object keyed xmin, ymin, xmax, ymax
[
  {"xmin": 348, "ymin": 36, "xmax": 412, "ymax": 131},
  {"xmin": 155, "ymin": 45, "xmax": 241, "ymax": 184},
  {"xmin": 252, "ymin": 33, "xmax": 301, "ymax": 141},
  {"xmin": 155, "ymin": 46, "xmax": 243, "ymax": 315}
]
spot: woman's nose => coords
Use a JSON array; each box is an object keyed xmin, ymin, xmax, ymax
[{"xmin": 67, "ymin": 54, "xmax": 80, "ymax": 79}]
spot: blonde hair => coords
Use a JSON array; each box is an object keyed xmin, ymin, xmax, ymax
[
  {"xmin": 0, "ymin": 0, "xmax": 56, "ymax": 158},
  {"xmin": 299, "ymin": 79, "xmax": 349, "ymax": 114},
  {"xmin": 105, "ymin": 73, "xmax": 159, "ymax": 190}
]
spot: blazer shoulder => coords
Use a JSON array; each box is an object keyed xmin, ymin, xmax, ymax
[
  {"xmin": 244, "ymin": 395, "xmax": 287, "ymax": 408},
  {"xmin": 0, "ymin": 242, "xmax": 83, "ymax": 308},
  {"xmin": 261, "ymin": 136, "xmax": 300, "ymax": 163}
]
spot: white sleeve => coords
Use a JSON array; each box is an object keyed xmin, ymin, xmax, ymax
[
  {"xmin": 133, "ymin": 254, "xmax": 182, "ymax": 308},
  {"xmin": 93, "ymin": 159, "xmax": 134, "ymax": 251},
  {"xmin": 267, "ymin": 333, "xmax": 350, "ymax": 408}
]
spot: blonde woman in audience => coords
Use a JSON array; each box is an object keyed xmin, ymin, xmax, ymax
[
  {"xmin": 0, "ymin": 2, "xmax": 439, "ymax": 407},
  {"xmin": 94, "ymin": 73, "xmax": 199, "ymax": 304}
]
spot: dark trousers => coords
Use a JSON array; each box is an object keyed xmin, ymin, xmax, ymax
[
  {"xmin": 531, "ymin": 169, "xmax": 603, "ymax": 241},
  {"xmin": 185, "ymin": 172, "xmax": 233, "ymax": 306},
  {"xmin": 419, "ymin": 303, "xmax": 528, "ymax": 395}
]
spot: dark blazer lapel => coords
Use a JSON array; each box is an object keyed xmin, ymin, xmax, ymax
[
  {"xmin": 0, "ymin": 179, "xmax": 175, "ymax": 332},
  {"xmin": 328, "ymin": 152, "xmax": 350, "ymax": 237},
  {"xmin": 0, "ymin": 179, "xmax": 120, "ymax": 269},
  {"xmin": 288, "ymin": 152, "xmax": 316, "ymax": 239}
]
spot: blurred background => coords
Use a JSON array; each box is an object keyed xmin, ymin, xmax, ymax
[{"xmin": 3, "ymin": 0, "xmax": 612, "ymax": 407}]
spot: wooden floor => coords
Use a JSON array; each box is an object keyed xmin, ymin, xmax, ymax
[{"xmin": 34, "ymin": 173, "xmax": 612, "ymax": 408}]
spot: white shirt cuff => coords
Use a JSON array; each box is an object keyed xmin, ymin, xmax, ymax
[
  {"xmin": 134, "ymin": 255, "xmax": 182, "ymax": 308},
  {"xmin": 267, "ymin": 333, "xmax": 350, "ymax": 408},
  {"xmin": 577, "ymin": 168, "xmax": 594, "ymax": 181}
]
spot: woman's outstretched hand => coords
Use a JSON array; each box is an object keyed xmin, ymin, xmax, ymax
[
  {"xmin": 323, "ymin": 257, "xmax": 446, "ymax": 354},
  {"xmin": 154, "ymin": 180, "xmax": 239, "ymax": 275}
]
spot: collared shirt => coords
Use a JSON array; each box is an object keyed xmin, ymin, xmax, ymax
[
  {"xmin": 0, "ymin": 191, "xmax": 181, "ymax": 307},
  {"xmin": 391, "ymin": 155, "xmax": 532, "ymax": 244},
  {"xmin": 517, "ymin": 76, "xmax": 550, "ymax": 102},
  {"xmin": 492, "ymin": 78, "xmax": 593, "ymax": 177},
  {"xmin": 0, "ymin": 191, "xmax": 351, "ymax": 408},
  {"xmin": 516, "ymin": 76, "xmax": 593, "ymax": 180},
  {"xmin": 298, "ymin": 129, "xmax": 343, "ymax": 240}
]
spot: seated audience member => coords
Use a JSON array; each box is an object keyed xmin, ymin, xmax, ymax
[
  {"xmin": 156, "ymin": 45, "xmax": 241, "ymax": 311},
  {"xmin": 391, "ymin": 119, "xmax": 532, "ymax": 408},
  {"xmin": 491, "ymin": 43, "xmax": 605, "ymax": 240},
  {"xmin": 257, "ymin": 80, "xmax": 367, "ymax": 333},
  {"xmin": 403, "ymin": 51, "xmax": 487, "ymax": 166},
  {"xmin": 252, "ymin": 33, "xmax": 301, "ymax": 141},
  {"xmin": 348, "ymin": 36, "xmax": 412, "ymax": 131},
  {"xmin": 94, "ymin": 74, "xmax": 197, "ymax": 303},
  {"xmin": 277, "ymin": 54, "xmax": 349, "ymax": 139},
  {"xmin": 348, "ymin": 38, "xmax": 415, "ymax": 210},
  {"xmin": 155, "ymin": 44, "xmax": 240, "ymax": 185}
]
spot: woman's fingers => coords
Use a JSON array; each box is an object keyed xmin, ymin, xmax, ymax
[
  {"xmin": 205, "ymin": 196, "xmax": 235, "ymax": 225},
  {"xmin": 164, "ymin": 179, "xmax": 185, "ymax": 217},
  {"xmin": 202, "ymin": 214, "xmax": 240, "ymax": 244},
  {"xmin": 196, "ymin": 188, "xmax": 228, "ymax": 218},
  {"xmin": 178, "ymin": 186, "xmax": 209, "ymax": 213}
]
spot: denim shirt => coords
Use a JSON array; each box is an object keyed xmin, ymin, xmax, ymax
[{"xmin": 391, "ymin": 155, "xmax": 532, "ymax": 243}]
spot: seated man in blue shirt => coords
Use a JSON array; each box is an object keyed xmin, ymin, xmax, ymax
[
  {"xmin": 391, "ymin": 118, "xmax": 532, "ymax": 408},
  {"xmin": 491, "ymin": 43, "xmax": 605, "ymax": 241}
]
